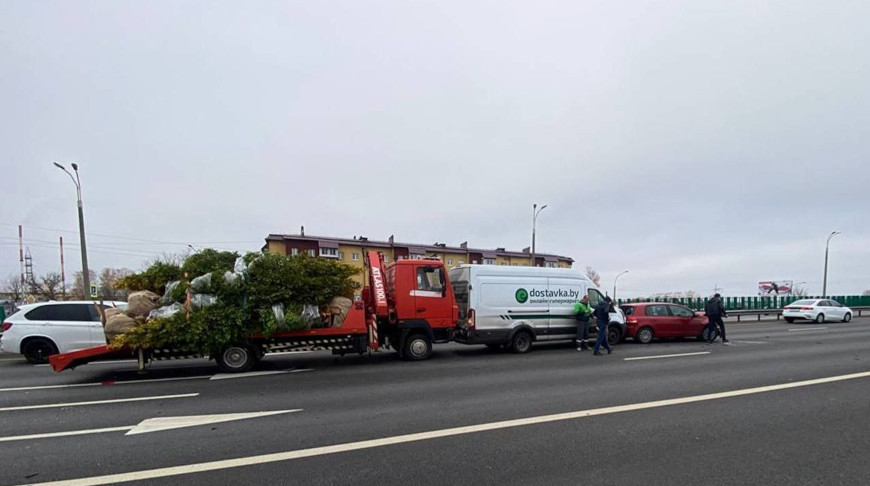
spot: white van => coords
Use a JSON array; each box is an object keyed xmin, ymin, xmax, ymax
[{"xmin": 450, "ymin": 265, "xmax": 625, "ymax": 353}]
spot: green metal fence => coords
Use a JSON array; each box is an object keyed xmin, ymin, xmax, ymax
[{"xmin": 616, "ymin": 295, "xmax": 870, "ymax": 311}]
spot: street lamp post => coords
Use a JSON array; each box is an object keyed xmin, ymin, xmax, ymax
[
  {"xmin": 54, "ymin": 162, "xmax": 90, "ymax": 297},
  {"xmin": 822, "ymin": 231, "xmax": 840, "ymax": 297},
  {"xmin": 613, "ymin": 270, "xmax": 629, "ymax": 300},
  {"xmin": 531, "ymin": 203, "xmax": 547, "ymax": 267}
]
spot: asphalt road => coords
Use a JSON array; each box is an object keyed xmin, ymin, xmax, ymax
[{"xmin": 1, "ymin": 317, "xmax": 869, "ymax": 486}]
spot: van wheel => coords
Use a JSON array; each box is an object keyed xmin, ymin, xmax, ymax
[
  {"xmin": 607, "ymin": 326, "xmax": 622, "ymax": 346},
  {"xmin": 510, "ymin": 331, "xmax": 533, "ymax": 354},
  {"xmin": 23, "ymin": 338, "xmax": 58, "ymax": 364},
  {"xmin": 402, "ymin": 334, "xmax": 432, "ymax": 361},
  {"xmin": 215, "ymin": 345, "xmax": 257, "ymax": 373},
  {"xmin": 636, "ymin": 327, "xmax": 654, "ymax": 344}
]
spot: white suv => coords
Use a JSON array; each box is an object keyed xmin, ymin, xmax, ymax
[{"xmin": 1, "ymin": 301, "xmax": 126, "ymax": 364}]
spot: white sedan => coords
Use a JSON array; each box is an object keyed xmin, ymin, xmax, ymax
[{"xmin": 782, "ymin": 299, "xmax": 853, "ymax": 324}]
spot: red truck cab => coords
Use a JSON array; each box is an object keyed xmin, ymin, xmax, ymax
[{"xmin": 365, "ymin": 251, "xmax": 459, "ymax": 360}]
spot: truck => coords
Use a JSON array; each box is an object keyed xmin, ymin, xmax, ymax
[
  {"xmin": 49, "ymin": 251, "xmax": 459, "ymax": 373},
  {"xmin": 49, "ymin": 251, "xmax": 623, "ymax": 373}
]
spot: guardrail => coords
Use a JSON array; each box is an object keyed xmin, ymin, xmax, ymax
[
  {"xmin": 618, "ymin": 295, "xmax": 870, "ymax": 312},
  {"xmin": 725, "ymin": 307, "xmax": 870, "ymax": 322}
]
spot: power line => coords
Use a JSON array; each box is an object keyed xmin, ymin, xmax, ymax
[{"xmin": 1, "ymin": 222, "xmax": 263, "ymax": 247}]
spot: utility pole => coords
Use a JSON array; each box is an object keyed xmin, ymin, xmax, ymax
[
  {"xmin": 18, "ymin": 225, "xmax": 25, "ymax": 297},
  {"xmin": 822, "ymin": 231, "xmax": 840, "ymax": 297},
  {"xmin": 54, "ymin": 162, "xmax": 90, "ymax": 297},
  {"xmin": 60, "ymin": 236, "xmax": 66, "ymax": 300},
  {"xmin": 531, "ymin": 203, "xmax": 547, "ymax": 267}
]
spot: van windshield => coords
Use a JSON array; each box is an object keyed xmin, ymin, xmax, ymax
[{"xmin": 448, "ymin": 267, "xmax": 469, "ymax": 319}]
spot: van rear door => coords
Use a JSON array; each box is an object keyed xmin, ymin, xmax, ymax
[{"xmin": 548, "ymin": 277, "xmax": 586, "ymax": 341}]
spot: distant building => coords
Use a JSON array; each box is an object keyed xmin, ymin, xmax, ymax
[{"xmin": 263, "ymin": 232, "xmax": 574, "ymax": 292}]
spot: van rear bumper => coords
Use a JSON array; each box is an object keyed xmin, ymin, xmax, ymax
[{"xmin": 454, "ymin": 328, "xmax": 512, "ymax": 345}]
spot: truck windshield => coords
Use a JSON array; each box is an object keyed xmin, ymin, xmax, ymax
[{"xmin": 448, "ymin": 267, "xmax": 469, "ymax": 319}]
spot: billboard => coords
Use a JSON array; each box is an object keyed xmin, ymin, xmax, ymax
[{"xmin": 758, "ymin": 280, "xmax": 793, "ymax": 296}]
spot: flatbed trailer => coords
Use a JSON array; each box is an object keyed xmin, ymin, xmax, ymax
[{"xmin": 50, "ymin": 299, "xmax": 372, "ymax": 373}]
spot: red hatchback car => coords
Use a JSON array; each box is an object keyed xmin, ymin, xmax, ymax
[{"xmin": 621, "ymin": 302, "xmax": 710, "ymax": 344}]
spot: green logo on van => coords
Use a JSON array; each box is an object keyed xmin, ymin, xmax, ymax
[{"xmin": 515, "ymin": 288, "xmax": 529, "ymax": 303}]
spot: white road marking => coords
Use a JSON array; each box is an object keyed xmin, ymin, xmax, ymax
[
  {"xmin": 624, "ymin": 352, "xmax": 711, "ymax": 361},
  {"xmin": 0, "ymin": 393, "xmax": 198, "ymax": 412},
  {"xmin": 730, "ymin": 341, "xmax": 767, "ymax": 344},
  {"xmin": 0, "ymin": 410, "xmax": 302, "ymax": 443},
  {"xmin": 210, "ymin": 370, "xmax": 292, "ymax": 380},
  {"xmin": 788, "ymin": 327, "xmax": 828, "ymax": 332},
  {"xmin": 0, "ymin": 426, "xmax": 134, "ymax": 443},
  {"xmin": 0, "ymin": 376, "xmax": 208, "ymax": 393},
  {"xmin": 126, "ymin": 410, "xmax": 302, "ymax": 435},
  {"xmin": 19, "ymin": 370, "xmax": 870, "ymax": 486}
]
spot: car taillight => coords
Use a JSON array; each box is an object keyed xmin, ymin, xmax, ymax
[
  {"xmin": 801, "ymin": 307, "xmax": 814, "ymax": 311},
  {"xmin": 1, "ymin": 322, "xmax": 11, "ymax": 332},
  {"xmin": 627, "ymin": 317, "xmax": 638, "ymax": 324},
  {"xmin": 467, "ymin": 309, "xmax": 476, "ymax": 331}
]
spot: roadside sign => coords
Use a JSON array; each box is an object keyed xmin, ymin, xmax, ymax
[{"xmin": 90, "ymin": 284, "xmax": 98, "ymax": 298}]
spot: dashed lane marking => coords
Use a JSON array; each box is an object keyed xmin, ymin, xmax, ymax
[
  {"xmin": 788, "ymin": 327, "xmax": 828, "ymax": 332},
  {"xmin": 624, "ymin": 351, "xmax": 711, "ymax": 361},
  {"xmin": 0, "ymin": 393, "xmax": 198, "ymax": 412}
]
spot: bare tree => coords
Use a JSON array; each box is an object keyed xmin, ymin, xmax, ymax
[
  {"xmin": 3, "ymin": 274, "xmax": 25, "ymax": 302},
  {"xmin": 71, "ymin": 270, "xmax": 98, "ymax": 299},
  {"xmin": 792, "ymin": 285, "xmax": 809, "ymax": 297},
  {"xmin": 585, "ymin": 266, "xmax": 601, "ymax": 287},
  {"xmin": 31, "ymin": 273, "xmax": 63, "ymax": 300},
  {"xmin": 863, "ymin": 289, "xmax": 870, "ymax": 297},
  {"xmin": 99, "ymin": 267, "xmax": 133, "ymax": 301}
]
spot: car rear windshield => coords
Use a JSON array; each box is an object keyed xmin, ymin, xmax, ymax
[
  {"xmin": 621, "ymin": 306, "xmax": 635, "ymax": 316},
  {"xmin": 789, "ymin": 299, "xmax": 817, "ymax": 306}
]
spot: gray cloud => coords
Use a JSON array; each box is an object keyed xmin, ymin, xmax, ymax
[{"xmin": 2, "ymin": 0, "xmax": 868, "ymax": 297}]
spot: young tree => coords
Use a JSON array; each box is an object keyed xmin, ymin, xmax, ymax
[{"xmin": 585, "ymin": 266, "xmax": 601, "ymax": 287}]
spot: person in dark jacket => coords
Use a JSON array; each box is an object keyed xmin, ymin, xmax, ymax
[
  {"xmin": 593, "ymin": 297, "xmax": 613, "ymax": 355},
  {"xmin": 573, "ymin": 296, "xmax": 593, "ymax": 351},
  {"xmin": 705, "ymin": 293, "xmax": 728, "ymax": 343}
]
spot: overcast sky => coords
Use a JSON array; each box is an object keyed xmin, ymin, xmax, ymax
[{"xmin": 2, "ymin": 1, "xmax": 868, "ymax": 297}]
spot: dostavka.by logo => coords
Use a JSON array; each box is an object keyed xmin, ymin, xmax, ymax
[{"xmin": 515, "ymin": 288, "xmax": 529, "ymax": 304}]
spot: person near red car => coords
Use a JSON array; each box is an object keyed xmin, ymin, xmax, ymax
[{"xmin": 704, "ymin": 293, "xmax": 728, "ymax": 344}]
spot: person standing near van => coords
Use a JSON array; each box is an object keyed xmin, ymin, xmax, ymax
[
  {"xmin": 705, "ymin": 293, "xmax": 728, "ymax": 343},
  {"xmin": 573, "ymin": 295, "xmax": 592, "ymax": 351},
  {"xmin": 593, "ymin": 297, "xmax": 613, "ymax": 355}
]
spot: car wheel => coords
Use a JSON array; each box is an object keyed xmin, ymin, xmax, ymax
[
  {"xmin": 402, "ymin": 334, "xmax": 432, "ymax": 361},
  {"xmin": 815, "ymin": 313, "xmax": 825, "ymax": 324},
  {"xmin": 510, "ymin": 331, "xmax": 533, "ymax": 354},
  {"xmin": 636, "ymin": 327, "xmax": 654, "ymax": 344},
  {"xmin": 215, "ymin": 345, "xmax": 257, "ymax": 373},
  {"xmin": 843, "ymin": 313, "xmax": 852, "ymax": 323},
  {"xmin": 22, "ymin": 338, "xmax": 59, "ymax": 364},
  {"xmin": 607, "ymin": 325, "xmax": 622, "ymax": 346},
  {"xmin": 785, "ymin": 317, "xmax": 795, "ymax": 323}
]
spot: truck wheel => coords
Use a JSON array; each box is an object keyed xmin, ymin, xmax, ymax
[
  {"xmin": 402, "ymin": 334, "xmax": 432, "ymax": 361},
  {"xmin": 510, "ymin": 331, "xmax": 533, "ymax": 354},
  {"xmin": 22, "ymin": 338, "xmax": 58, "ymax": 364},
  {"xmin": 216, "ymin": 345, "xmax": 257, "ymax": 373}
]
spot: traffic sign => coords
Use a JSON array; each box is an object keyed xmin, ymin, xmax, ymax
[{"xmin": 90, "ymin": 284, "xmax": 98, "ymax": 298}]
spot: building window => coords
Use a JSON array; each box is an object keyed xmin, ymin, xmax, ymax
[
  {"xmin": 352, "ymin": 252, "xmax": 360, "ymax": 261},
  {"xmin": 384, "ymin": 254, "xmax": 389, "ymax": 262},
  {"xmin": 339, "ymin": 251, "xmax": 345, "ymax": 260},
  {"xmin": 308, "ymin": 249, "xmax": 316, "ymax": 257},
  {"xmin": 447, "ymin": 259, "xmax": 453, "ymax": 266},
  {"xmin": 291, "ymin": 248, "xmax": 299, "ymax": 256},
  {"xmin": 545, "ymin": 261, "xmax": 557, "ymax": 268},
  {"xmin": 320, "ymin": 248, "xmax": 338, "ymax": 258},
  {"xmin": 483, "ymin": 258, "xmax": 496, "ymax": 265}
]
